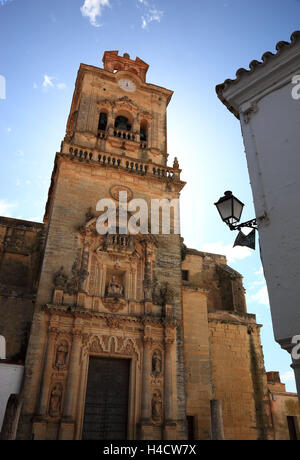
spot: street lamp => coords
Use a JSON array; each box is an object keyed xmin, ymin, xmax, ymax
[{"xmin": 214, "ymin": 191, "xmax": 259, "ymax": 249}]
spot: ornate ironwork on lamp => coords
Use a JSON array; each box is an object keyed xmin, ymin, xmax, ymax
[{"xmin": 214, "ymin": 191, "xmax": 259, "ymax": 250}]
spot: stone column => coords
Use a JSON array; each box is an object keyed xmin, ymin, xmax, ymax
[
  {"xmin": 141, "ymin": 336, "xmax": 152, "ymax": 421},
  {"xmin": 210, "ymin": 400, "xmax": 225, "ymax": 440},
  {"xmin": 59, "ymin": 330, "xmax": 82, "ymax": 440},
  {"xmin": 139, "ymin": 336, "xmax": 153, "ymax": 440},
  {"xmin": 163, "ymin": 335, "xmax": 177, "ymax": 440},
  {"xmin": 32, "ymin": 326, "xmax": 57, "ymax": 440},
  {"xmin": 37, "ymin": 327, "xmax": 57, "ymax": 417},
  {"xmin": 164, "ymin": 338, "xmax": 174, "ymax": 422}
]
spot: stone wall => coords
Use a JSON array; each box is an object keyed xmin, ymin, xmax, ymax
[
  {"xmin": 208, "ymin": 311, "xmax": 272, "ymax": 440},
  {"xmin": 0, "ymin": 218, "xmax": 45, "ymax": 362},
  {"xmin": 182, "ymin": 249, "xmax": 272, "ymax": 440},
  {"xmin": 267, "ymin": 371, "xmax": 300, "ymax": 440}
]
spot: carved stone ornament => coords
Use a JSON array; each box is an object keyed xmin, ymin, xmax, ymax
[
  {"xmin": 105, "ymin": 317, "xmax": 122, "ymax": 329},
  {"xmin": 110, "ymin": 185, "xmax": 133, "ymax": 202},
  {"xmin": 49, "ymin": 384, "xmax": 63, "ymax": 418},
  {"xmin": 152, "ymin": 390, "xmax": 162, "ymax": 422},
  {"xmin": 107, "ymin": 276, "xmax": 124, "ymax": 297},
  {"xmin": 102, "ymin": 296, "xmax": 127, "ymax": 313},
  {"xmin": 152, "ymin": 350, "xmax": 162, "ymax": 377},
  {"xmin": 53, "ymin": 267, "xmax": 68, "ymax": 290},
  {"xmin": 67, "ymin": 250, "xmax": 89, "ymax": 294},
  {"xmin": 152, "ymin": 280, "xmax": 174, "ymax": 307},
  {"xmin": 85, "ymin": 207, "xmax": 95, "ymax": 222},
  {"xmin": 55, "ymin": 341, "xmax": 69, "ymax": 369}
]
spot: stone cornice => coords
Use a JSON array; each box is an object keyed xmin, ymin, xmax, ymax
[
  {"xmin": 208, "ymin": 310, "xmax": 259, "ymax": 328},
  {"xmin": 43, "ymin": 304, "xmax": 180, "ymax": 328}
]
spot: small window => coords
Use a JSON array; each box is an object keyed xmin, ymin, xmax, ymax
[
  {"xmin": 182, "ymin": 270, "xmax": 189, "ymax": 282},
  {"xmin": 98, "ymin": 112, "xmax": 108, "ymax": 131}
]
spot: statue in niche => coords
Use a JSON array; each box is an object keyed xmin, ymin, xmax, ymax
[
  {"xmin": 49, "ymin": 384, "xmax": 62, "ymax": 418},
  {"xmin": 152, "ymin": 391, "xmax": 162, "ymax": 421},
  {"xmin": 152, "ymin": 350, "xmax": 162, "ymax": 377},
  {"xmin": 107, "ymin": 275, "xmax": 124, "ymax": 297},
  {"xmin": 55, "ymin": 342, "xmax": 68, "ymax": 368}
]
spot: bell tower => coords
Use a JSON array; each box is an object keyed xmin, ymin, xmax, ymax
[
  {"xmin": 63, "ymin": 51, "xmax": 174, "ymax": 168},
  {"xmin": 19, "ymin": 51, "xmax": 187, "ymax": 441}
]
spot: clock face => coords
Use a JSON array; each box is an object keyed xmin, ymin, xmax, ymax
[{"xmin": 118, "ymin": 79, "xmax": 136, "ymax": 93}]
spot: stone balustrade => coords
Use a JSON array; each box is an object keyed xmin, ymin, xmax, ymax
[{"xmin": 67, "ymin": 147, "xmax": 180, "ymax": 181}]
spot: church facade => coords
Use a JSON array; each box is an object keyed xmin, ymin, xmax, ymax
[{"xmin": 0, "ymin": 51, "xmax": 296, "ymax": 440}]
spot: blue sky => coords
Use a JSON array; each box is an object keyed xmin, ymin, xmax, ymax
[{"xmin": 0, "ymin": 0, "xmax": 299, "ymax": 391}]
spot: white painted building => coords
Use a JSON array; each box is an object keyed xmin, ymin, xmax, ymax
[
  {"xmin": 0, "ymin": 336, "xmax": 24, "ymax": 431},
  {"xmin": 216, "ymin": 31, "xmax": 300, "ymax": 399}
]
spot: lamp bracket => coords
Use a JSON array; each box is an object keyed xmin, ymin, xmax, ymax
[{"xmin": 228, "ymin": 218, "xmax": 258, "ymax": 232}]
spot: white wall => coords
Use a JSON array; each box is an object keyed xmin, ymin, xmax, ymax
[
  {"xmin": 0, "ymin": 364, "xmax": 24, "ymax": 431},
  {"xmin": 0, "ymin": 336, "xmax": 5, "ymax": 360},
  {"xmin": 219, "ymin": 36, "xmax": 300, "ymax": 398},
  {"xmin": 241, "ymin": 80, "xmax": 300, "ymax": 344}
]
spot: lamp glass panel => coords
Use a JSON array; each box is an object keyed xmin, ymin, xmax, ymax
[
  {"xmin": 233, "ymin": 199, "xmax": 244, "ymax": 222},
  {"xmin": 217, "ymin": 199, "xmax": 233, "ymax": 221}
]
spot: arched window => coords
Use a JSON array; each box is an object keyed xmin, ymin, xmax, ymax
[
  {"xmin": 0, "ymin": 335, "xmax": 6, "ymax": 360},
  {"xmin": 115, "ymin": 116, "xmax": 131, "ymax": 132},
  {"xmin": 140, "ymin": 120, "xmax": 148, "ymax": 141},
  {"xmin": 98, "ymin": 112, "xmax": 108, "ymax": 131}
]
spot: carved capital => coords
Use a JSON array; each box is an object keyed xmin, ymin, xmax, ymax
[
  {"xmin": 143, "ymin": 336, "xmax": 154, "ymax": 348},
  {"xmin": 72, "ymin": 330, "xmax": 82, "ymax": 341}
]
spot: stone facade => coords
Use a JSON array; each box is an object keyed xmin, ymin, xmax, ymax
[
  {"xmin": 0, "ymin": 51, "xmax": 295, "ymax": 440},
  {"xmin": 267, "ymin": 372, "xmax": 300, "ymax": 440}
]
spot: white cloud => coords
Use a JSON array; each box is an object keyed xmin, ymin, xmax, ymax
[
  {"xmin": 33, "ymin": 83, "xmax": 38, "ymax": 89},
  {"xmin": 251, "ymin": 285, "xmax": 269, "ymax": 306},
  {"xmin": 43, "ymin": 75, "xmax": 54, "ymax": 88},
  {"xmin": 7, "ymin": 127, "xmax": 12, "ymax": 133},
  {"xmin": 140, "ymin": 3, "xmax": 163, "ymax": 29},
  {"xmin": 0, "ymin": 199, "xmax": 16, "ymax": 217},
  {"xmin": 248, "ymin": 265, "xmax": 270, "ymax": 306},
  {"xmin": 80, "ymin": 0, "xmax": 110, "ymax": 27},
  {"xmin": 0, "ymin": 0, "xmax": 12, "ymax": 6},
  {"xmin": 40, "ymin": 76, "xmax": 66, "ymax": 91},
  {"xmin": 57, "ymin": 82, "xmax": 67, "ymax": 90},
  {"xmin": 281, "ymin": 370, "xmax": 295, "ymax": 384},
  {"xmin": 201, "ymin": 241, "xmax": 252, "ymax": 263}
]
